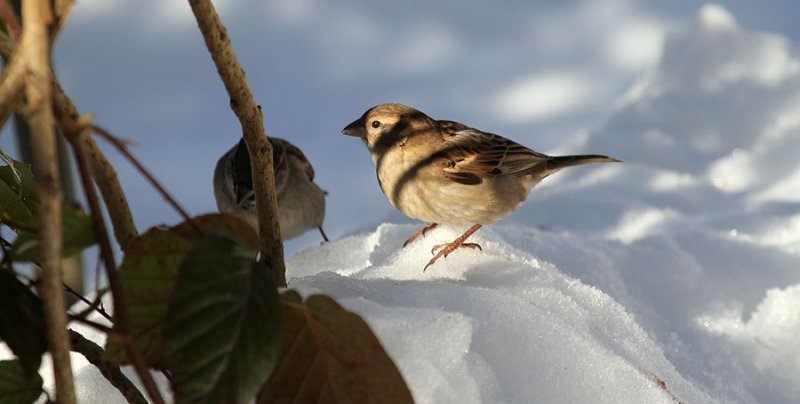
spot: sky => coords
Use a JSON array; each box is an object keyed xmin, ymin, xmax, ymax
[
  {"xmin": 2, "ymin": 0, "xmax": 799, "ymax": 255},
  {"xmin": 1, "ymin": 1, "xmax": 800, "ymax": 402}
]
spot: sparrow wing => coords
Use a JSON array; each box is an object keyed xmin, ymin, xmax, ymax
[
  {"xmin": 273, "ymin": 138, "xmax": 316, "ymax": 181},
  {"xmin": 436, "ymin": 121, "xmax": 548, "ymax": 185},
  {"xmin": 232, "ymin": 137, "xmax": 292, "ymax": 206},
  {"xmin": 232, "ymin": 138, "xmax": 255, "ymax": 205}
]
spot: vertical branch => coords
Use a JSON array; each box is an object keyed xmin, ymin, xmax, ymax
[
  {"xmin": 188, "ymin": 0, "xmax": 286, "ymax": 286},
  {"xmin": 19, "ymin": 0, "xmax": 75, "ymax": 402}
]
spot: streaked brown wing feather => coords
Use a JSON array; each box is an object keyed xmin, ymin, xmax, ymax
[
  {"xmin": 271, "ymin": 137, "xmax": 315, "ymax": 181},
  {"xmin": 436, "ymin": 122, "xmax": 548, "ymax": 184}
]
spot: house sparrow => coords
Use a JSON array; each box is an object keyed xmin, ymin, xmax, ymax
[
  {"xmin": 213, "ymin": 137, "xmax": 329, "ymax": 242},
  {"xmin": 342, "ymin": 103, "xmax": 619, "ymax": 270}
]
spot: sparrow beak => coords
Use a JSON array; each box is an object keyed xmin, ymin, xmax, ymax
[{"xmin": 342, "ymin": 117, "xmax": 366, "ymax": 138}]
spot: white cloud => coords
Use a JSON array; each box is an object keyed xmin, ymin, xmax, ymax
[
  {"xmin": 491, "ymin": 71, "xmax": 594, "ymax": 122},
  {"xmin": 696, "ymin": 4, "xmax": 737, "ymax": 32},
  {"xmin": 385, "ymin": 24, "xmax": 459, "ymax": 76},
  {"xmin": 706, "ymin": 148, "xmax": 755, "ymax": 193},
  {"xmin": 605, "ymin": 20, "xmax": 666, "ymax": 71}
]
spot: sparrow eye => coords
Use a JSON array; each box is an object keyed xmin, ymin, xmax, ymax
[{"xmin": 371, "ymin": 120, "xmax": 381, "ymax": 129}]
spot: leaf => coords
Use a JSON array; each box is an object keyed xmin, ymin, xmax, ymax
[
  {"xmin": 258, "ymin": 291, "xmax": 414, "ymax": 404},
  {"xmin": 0, "ymin": 272, "xmax": 47, "ymax": 376},
  {"xmin": 10, "ymin": 205, "xmax": 97, "ymax": 262},
  {"xmin": 104, "ymin": 213, "xmax": 261, "ymax": 365},
  {"xmin": 0, "ymin": 160, "xmax": 36, "ymax": 230},
  {"xmin": 0, "ymin": 21, "xmax": 8, "ymax": 38},
  {"xmin": 172, "ymin": 213, "xmax": 259, "ymax": 251},
  {"xmin": 0, "ymin": 360, "xmax": 43, "ymax": 404},
  {"xmin": 0, "ymin": 150, "xmax": 22, "ymax": 186},
  {"xmin": 164, "ymin": 235, "xmax": 281, "ymax": 404},
  {"xmin": 102, "ymin": 225, "xmax": 195, "ymax": 364},
  {"xmin": 1, "ymin": 159, "xmax": 96, "ymax": 262}
]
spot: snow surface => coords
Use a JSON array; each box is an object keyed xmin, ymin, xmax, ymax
[{"xmin": 3, "ymin": 3, "xmax": 800, "ymax": 404}]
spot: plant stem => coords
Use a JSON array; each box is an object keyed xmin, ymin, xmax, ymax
[
  {"xmin": 188, "ymin": 0, "xmax": 286, "ymax": 286},
  {"xmin": 69, "ymin": 330, "xmax": 148, "ymax": 404},
  {"xmin": 20, "ymin": 0, "xmax": 76, "ymax": 402}
]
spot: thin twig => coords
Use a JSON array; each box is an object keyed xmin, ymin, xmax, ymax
[
  {"xmin": 0, "ymin": 51, "xmax": 25, "ymax": 129},
  {"xmin": 19, "ymin": 0, "xmax": 76, "ymax": 402},
  {"xmin": 89, "ymin": 123, "xmax": 202, "ymax": 235},
  {"xmin": 69, "ymin": 329, "xmax": 148, "ymax": 404},
  {"xmin": 58, "ymin": 113, "xmax": 165, "ymax": 404},
  {"xmin": 67, "ymin": 314, "xmax": 116, "ymax": 335},
  {"xmin": 188, "ymin": 0, "xmax": 286, "ymax": 286},
  {"xmin": 64, "ymin": 283, "xmax": 112, "ymax": 322}
]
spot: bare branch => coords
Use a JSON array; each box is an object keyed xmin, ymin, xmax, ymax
[
  {"xmin": 69, "ymin": 330, "xmax": 149, "ymax": 404},
  {"xmin": 19, "ymin": 0, "xmax": 75, "ymax": 402},
  {"xmin": 0, "ymin": 52, "xmax": 25, "ymax": 129},
  {"xmin": 188, "ymin": 0, "xmax": 286, "ymax": 286}
]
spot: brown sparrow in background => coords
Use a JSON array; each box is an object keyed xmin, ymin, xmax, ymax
[
  {"xmin": 343, "ymin": 103, "xmax": 618, "ymax": 270},
  {"xmin": 213, "ymin": 137, "xmax": 329, "ymax": 242}
]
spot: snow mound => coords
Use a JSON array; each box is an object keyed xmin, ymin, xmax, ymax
[{"xmin": 287, "ymin": 223, "xmax": 715, "ymax": 404}]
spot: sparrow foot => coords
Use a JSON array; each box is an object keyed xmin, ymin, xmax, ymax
[
  {"xmin": 430, "ymin": 242, "xmax": 482, "ymax": 255},
  {"xmin": 403, "ymin": 223, "xmax": 439, "ymax": 247},
  {"xmin": 423, "ymin": 224, "xmax": 482, "ymax": 271}
]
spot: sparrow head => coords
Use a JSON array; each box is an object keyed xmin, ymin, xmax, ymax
[{"xmin": 342, "ymin": 103, "xmax": 434, "ymax": 153}]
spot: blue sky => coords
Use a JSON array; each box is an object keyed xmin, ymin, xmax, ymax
[{"xmin": 3, "ymin": 0, "xmax": 800, "ymax": 254}]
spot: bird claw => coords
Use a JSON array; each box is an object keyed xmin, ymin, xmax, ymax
[
  {"xmin": 403, "ymin": 223, "xmax": 439, "ymax": 247},
  {"xmin": 424, "ymin": 241, "xmax": 483, "ymax": 272},
  {"xmin": 430, "ymin": 242, "xmax": 482, "ymax": 255}
]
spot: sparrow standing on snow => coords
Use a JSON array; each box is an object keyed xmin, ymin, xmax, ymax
[
  {"xmin": 343, "ymin": 103, "xmax": 618, "ymax": 270},
  {"xmin": 213, "ymin": 137, "xmax": 329, "ymax": 242}
]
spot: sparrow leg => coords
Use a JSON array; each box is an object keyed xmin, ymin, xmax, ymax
[
  {"xmin": 403, "ymin": 223, "xmax": 439, "ymax": 247},
  {"xmin": 431, "ymin": 242, "xmax": 482, "ymax": 254},
  {"xmin": 423, "ymin": 224, "xmax": 483, "ymax": 272},
  {"xmin": 318, "ymin": 226, "xmax": 329, "ymax": 243}
]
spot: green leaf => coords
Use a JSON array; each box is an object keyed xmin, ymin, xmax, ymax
[
  {"xmin": 163, "ymin": 235, "xmax": 280, "ymax": 404},
  {"xmin": 104, "ymin": 214, "xmax": 262, "ymax": 365},
  {"xmin": 1, "ymin": 159, "xmax": 96, "ymax": 261},
  {"xmin": 0, "ymin": 272, "xmax": 47, "ymax": 376},
  {"xmin": 0, "ymin": 160, "xmax": 36, "ymax": 230},
  {"xmin": 102, "ymin": 224, "xmax": 196, "ymax": 365},
  {"xmin": 258, "ymin": 291, "xmax": 414, "ymax": 404},
  {"xmin": 0, "ymin": 360, "xmax": 43, "ymax": 404},
  {"xmin": 0, "ymin": 20, "xmax": 10, "ymax": 38},
  {"xmin": 0, "ymin": 150, "xmax": 22, "ymax": 188},
  {"xmin": 10, "ymin": 205, "xmax": 97, "ymax": 262}
]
